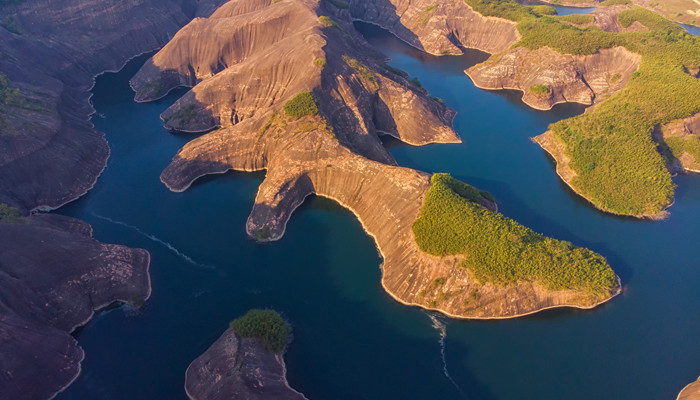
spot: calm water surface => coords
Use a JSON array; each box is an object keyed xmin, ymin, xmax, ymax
[{"xmin": 57, "ymin": 23, "xmax": 700, "ymax": 400}]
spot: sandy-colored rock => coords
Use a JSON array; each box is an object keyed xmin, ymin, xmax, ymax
[
  {"xmin": 678, "ymin": 376, "xmax": 700, "ymax": 400},
  {"xmin": 349, "ymin": 0, "xmax": 520, "ymax": 55},
  {"xmin": 140, "ymin": 0, "xmax": 620, "ymax": 319},
  {"xmin": 466, "ymin": 46, "xmax": 641, "ymax": 110}
]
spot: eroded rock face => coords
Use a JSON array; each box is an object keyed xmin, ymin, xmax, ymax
[
  {"xmin": 136, "ymin": 0, "xmax": 619, "ymax": 318},
  {"xmin": 657, "ymin": 112, "xmax": 700, "ymax": 172},
  {"xmin": 0, "ymin": 0, "xmax": 226, "ymax": 213},
  {"xmin": 466, "ymin": 46, "xmax": 641, "ymax": 110},
  {"xmin": 349, "ymin": 0, "xmax": 520, "ymax": 55},
  {"xmin": 677, "ymin": 376, "xmax": 700, "ymax": 400},
  {"xmin": 185, "ymin": 328, "xmax": 306, "ymax": 400},
  {"xmin": 0, "ymin": 214, "xmax": 150, "ymax": 399}
]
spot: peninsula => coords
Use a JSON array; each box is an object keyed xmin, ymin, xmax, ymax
[
  {"xmin": 133, "ymin": 0, "xmax": 621, "ymax": 319},
  {"xmin": 677, "ymin": 376, "xmax": 700, "ymax": 400}
]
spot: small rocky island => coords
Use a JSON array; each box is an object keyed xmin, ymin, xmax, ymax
[{"xmin": 185, "ymin": 310, "xmax": 307, "ymax": 400}]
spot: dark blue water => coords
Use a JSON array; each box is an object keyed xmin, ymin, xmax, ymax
[{"xmin": 56, "ymin": 23, "xmax": 700, "ymax": 400}]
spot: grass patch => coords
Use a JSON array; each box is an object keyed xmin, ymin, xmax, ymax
[
  {"xmin": 382, "ymin": 64, "xmax": 409, "ymax": 78},
  {"xmin": 464, "ymin": 0, "xmax": 700, "ymax": 216},
  {"xmin": 230, "ymin": 309, "xmax": 290, "ymax": 354},
  {"xmin": 314, "ymin": 57, "xmax": 326, "ymax": 68},
  {"xmin": 412, "ymin": 174, "xmax": 617, "ymax": 295},
  {"xmin": 342, "ymin": 55, "xmax": 379, "ymax": 91},
  {"xmin": 529, "ymin": 84, "xmax": 551, "ymax": 98},
  {"xmin": 558, "ymin": 14, "xmax": 594, "ymax": 26},
  {"xmin": 283, "ymin": 91, "xmax": 319, "ymax": 119},
  {"xmin": 1, "ymin": 15, "xmax": 21, "ymax": 35}
]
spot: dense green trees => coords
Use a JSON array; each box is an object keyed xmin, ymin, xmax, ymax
[
  {"xmin": 464, "ymin": 0, "xmax": 700, "ymax": 216},
  {"xmin": 283, "ymin": 91, "xmax": 319, "ymax": 119},
  {"xmin": 230, "ymin": 309, "xmax": 290, "ymax": 354},
  {"xmin": 413, "ymin": 174, "xmax": 617, "ymax": 295}
]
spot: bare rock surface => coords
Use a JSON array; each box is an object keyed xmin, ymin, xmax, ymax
[
  {"xmin": 0, "ymin": 0, "xmax": 226, "ymax": 213},
  {"xmin": 138, "ymin": 0, "xmax": 620, "ymax": 319},
  {"xmin": 349, "ymin": 0, "xmax": 520, "ymax": 55},
  {"xmin": 657, "ymin": 112, "xmax": 700, "ymax": 172},
  {"xmin": 466, "ymin": 46, "xmax": 641, "ymax": 110},
  {"xmin": 0, "ymin": 214, "xmax": 150, "ymax": 399},
  {"xmin": 678, "ymin": 376, "xmax": 700, "ymax": 400},
  {"xmin": 185, "ymin": 328, "xmax": 306, "ymax": 400}
]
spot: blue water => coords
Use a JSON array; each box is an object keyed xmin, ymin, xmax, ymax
[
  {"xmin": 682, "ymin": 23, "xmax": 700, "ymax": 36},
  {"xmin": 56, "ymin": 23, "xmax": 700, "ymax": 400}
]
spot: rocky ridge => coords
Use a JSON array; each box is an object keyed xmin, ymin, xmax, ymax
[
  {"xmin": 0, "ymin": 214, "xmax": 150, "ymax": 399},
  {"xmin": 134, "ymin": 0, "xmax": 620, "ymax": 319}
]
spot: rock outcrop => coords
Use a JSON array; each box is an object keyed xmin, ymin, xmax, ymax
[
  {"xmin": 657, "ymin": 112, "xmax": 700, "ymax": 173},
  {"xmin": 678, "ymin": 376, "xmax": 700, "ymax": 400},
  {"xmin": 0, "ymin": 214, "xmax": 150, "ymax": 399},
  {"xmin": 466, "ymin": 45, "xmax": 641, "ymax": 110},
  {"xmin": 185, "ymin": 327, "xmax": 306, "ymax": 400},
  {"xmin": 0, "ymin": 0, "xmax": 225, "ymax": 213},
  {"xmin": 349, "ymin": 0, "xmax": 520, "ymax": 55},
  {"xmin": 135, "ymin": 0, "xmax": 620, "ymax": 319}
]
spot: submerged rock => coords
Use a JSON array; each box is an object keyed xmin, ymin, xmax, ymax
[{"xmin": 0, "ymin": 214, "xmax": 150, "ymax": 399}]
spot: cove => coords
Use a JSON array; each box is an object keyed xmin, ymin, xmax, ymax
[{"xmin": 55, "ymin": 24, "xmax": 700, "ymax": 400}]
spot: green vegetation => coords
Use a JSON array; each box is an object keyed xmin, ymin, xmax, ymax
[
  {"xmin": 230, "ymin": 309, "xmax": 290, "ymax": 354},
  {"xmin": 666, "ymin": 136, "xmax": 700, "ymax": 165},
  {"xmin": 0, "ymin": 204, "xmax": 23, "ymax": 223},
  {"xmin": 464, "ymin": 0, "xmax": 700, "ymax": 216},
  {"xmin": 600, "ymin": 0, "xmax": 632, "ymax": 5},
  {"xmin": 314, "ymin": 57, "xmax": 326, "ymax": 68},
  {"xmin": 412, "ymin": 174, "xmax": 617, "ymax": 295},
  {"xmin": 144, "ymin": 81, "xmax": 164, "ymax": 98},
  {"xmin": 342, "ymin": 55, "xmax": 379, "ymax": 91},
  {"xmin": 409, "ymin": 76, "xmax": 423, "ymax": 89},
  {"xmin": 167, "ymin": 103, "xmax": 198, "ymax": 125},
  {"xmin": 529, "ymin": 84, "xmax": 551, "ymax": 98},
  {"xmin": 0, "ymin": 73, "xmax": 47, "ymax": 134},
  {"xmin": 283, "ymin": 91, "xmax": 319, "ymax": 119},
  {"xmin": 558, "ymin": 14, "xmax": 594, "ymax": 26},
  {"xmin": 318, "ymin": 15, "xmax": 349, "ymax": 36},
  {"xmin": 420, "ymin": 4, "xmax": 438, "ymax": 25}
]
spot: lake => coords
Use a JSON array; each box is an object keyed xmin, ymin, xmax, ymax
[{"xmin": 56, "ymin": 21, "xmax": 700, "ymax": 400}]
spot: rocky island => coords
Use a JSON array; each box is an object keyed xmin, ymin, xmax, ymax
[
  {"xmin": 185, "ymin": 310, "xmax": 307, "ymax": 400},
  {"xmin": 132, "ymin": 0, "xmax": 620, "ymax": 320}
]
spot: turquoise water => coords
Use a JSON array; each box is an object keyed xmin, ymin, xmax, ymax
[{"xmin": 56, "ymin": 23, "xmax": 700, "ymax": 400}]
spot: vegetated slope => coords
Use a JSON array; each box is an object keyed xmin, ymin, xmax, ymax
[
  {"xmin": 458, "ymin": 0, "xmax": 700, "ymax": 218},
  {"xmin": 135, "ymin": 0, "xmax": 620, "ymax": 318},
  {"xmin": 185, "ymin": 310, "xmax": 306, "ymax": 400},
  {"xmin": 0, "ymin": 212, "xmax": 150, "ymax": 400}
]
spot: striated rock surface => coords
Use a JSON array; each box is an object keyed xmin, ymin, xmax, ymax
[
  {"xmin": 348, "ymin": 0, "xmax": 520, "ymax": 55},
  {"xmin": 185, "ymin": 327, "xmax": 306, "ymax": 400},
  {"xmin": 678, "ymin": 376, "xmax": 700, "ymax": 400},
  {"xmin": 136, "ymin": 0, "xmax": 620, "ymax": 319},
  {"xmin": 466, "ymin": 46, "xmax": 641, "ymax": 110},
  {"xmin": 0, "ymin": 0, "xmax": 226, "ymax": 213},
  {"xmin": 0, "ymin": 214, "xmax": 150, "ymax": 399}
]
